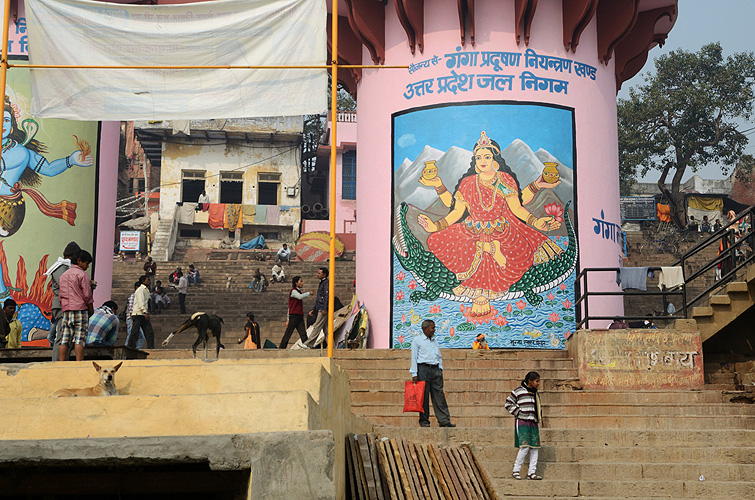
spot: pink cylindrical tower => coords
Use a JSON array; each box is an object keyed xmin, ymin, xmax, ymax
[{"xmin": 334, "ymin": 0, "xmax": 677, "ymax": 349}]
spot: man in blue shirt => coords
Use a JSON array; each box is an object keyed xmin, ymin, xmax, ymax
[{"xmin": 410, "ymin": 319, "xmax": 455, "ymax": 428}]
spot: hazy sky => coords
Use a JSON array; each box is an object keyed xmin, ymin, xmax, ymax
[{"xmin": 618, "ymin": 0, "xmax": 755, "ymax": 183}]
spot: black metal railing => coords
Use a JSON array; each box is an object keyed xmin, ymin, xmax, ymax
[
  {"xmin": 672, "ymin": 205, "xmax": 755, "ymax": 311},
  {"xmin": 574, "ymin": 267, "xmax": 686, "ymax": 329},
  {"xmin": 575, "ymin": 206, "xmax": 754, "ymax": 329}
]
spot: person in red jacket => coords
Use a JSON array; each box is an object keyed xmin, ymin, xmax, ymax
[{"xmin": 278, "ymin": 276, "xmax": 312, "ymax": 349}]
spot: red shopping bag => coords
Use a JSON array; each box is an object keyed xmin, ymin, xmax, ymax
[{"xmin": 403, "ymin": 380, "xmax": 426, "ymax": 413}]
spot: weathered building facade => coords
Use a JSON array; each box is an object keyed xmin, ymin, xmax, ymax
[{"xmin": 134, "ymin": 118, "xmax": 303, "ymax": 259}]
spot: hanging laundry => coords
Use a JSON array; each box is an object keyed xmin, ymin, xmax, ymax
[
  {"xmin": 658, "ymin": 266, "xmax": 684, "ymax": 290},
  {"xmin": 208, "ymin": 203, "xmax": 226, "ymax": 229},
  {"xmin": 267, "ymin": 205, "xmax": 280, "ymax": 225},
  {"xmin": 242, "ymin": 204, "xmax": 256, "ymax": 224},
  {"xmin": 224, "ymin": 204, "xmax": 243, "ymax": 230},
  {"xmin": 178, "ymin": 203, "xmax": 197, "ymax": 224},
  {"xmin": 254, "ymin": 205, "xmax": 267, "ymax": 224},
  {"xmin": 618, "ymin": 267, "xmax": 649, "ymax": 291}
]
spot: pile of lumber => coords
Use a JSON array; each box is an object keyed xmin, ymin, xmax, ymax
[{"xmin": 345, "ymin": 433, "xmax": 499, "ymax": 500}]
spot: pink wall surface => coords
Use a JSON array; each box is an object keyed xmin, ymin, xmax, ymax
[
  {"xmin": 357, "ymin": 0, "xmax": 624, "ymax": 348},
  {"xmin": 93, "ymin": 122, "xmax": 119, "ymax": 305}
]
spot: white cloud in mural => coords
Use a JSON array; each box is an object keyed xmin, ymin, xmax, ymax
[{"xmin": 397, "ymin": 133, "xmax": 416, "ymax": 148}]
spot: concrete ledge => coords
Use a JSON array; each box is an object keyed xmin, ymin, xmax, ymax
[
  {"xmin": 0, "ymin": 358, "xmax": 342, "ymax": 401},
  {"xmin": 0, "ymin": 431, "xmax": 335, "ymax": 500},
  {"xmin": 0, "ymin": 357, "xmax": 370, "ymax": 500},
  {"xmin": 0, "ymin": 391, "xmax": 317, "ymax": 440}
]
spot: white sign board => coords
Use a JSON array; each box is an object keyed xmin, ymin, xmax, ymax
[{"xmin": 119, "ymin": 231, "xmax": 141, "ymax": 252}]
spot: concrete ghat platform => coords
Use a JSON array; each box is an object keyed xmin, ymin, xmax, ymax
[{"xmin": 0, "ymin": 358, "xmax": 372, "ymax": 500}]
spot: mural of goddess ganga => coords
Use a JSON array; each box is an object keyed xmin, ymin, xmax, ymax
[
  {"xmin": 416, "ymin": 131, "xmax": 564, "ymax": 317},
  {"xmin": 394, "ymin": 129, "xmax": 578, "ymax": 333}
]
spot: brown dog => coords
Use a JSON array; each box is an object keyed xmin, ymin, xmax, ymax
[{"xmin": 52, "ymin": 362, "xmax": 123, "ymax": 397}]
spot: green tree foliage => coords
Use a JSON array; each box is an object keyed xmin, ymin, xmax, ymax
[{"xmin": 618, "ymin": 43, "xmax": 755, "ymax": 225}]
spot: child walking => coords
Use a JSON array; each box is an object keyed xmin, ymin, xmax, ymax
[{"xmin": 504, "ymin": 371, "xmax": 543, "ymax": 480}]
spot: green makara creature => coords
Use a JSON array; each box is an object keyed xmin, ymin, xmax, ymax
[
  {"xmin": 392, "ymin": 202, "xmax": 461, "ymax": 303},
  {"xmin": 392, "ymin": 200, "xmax": 578, "ymax": 307}
]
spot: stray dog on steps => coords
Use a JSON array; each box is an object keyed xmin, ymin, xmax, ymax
[
  {"xmin": 53, "ymin": 362, "xmax": 123, "ymax": 397},
  {"xmin": 162, "ymin": 312, "xmax": 225, "ymax": 358}
]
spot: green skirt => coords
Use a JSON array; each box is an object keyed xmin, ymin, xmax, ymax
[{"xmin": 514, "ymin": 419, "xmax": 540, "ymax": 448}]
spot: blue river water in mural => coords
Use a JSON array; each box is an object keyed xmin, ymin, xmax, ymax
[{"xmin": 391, "ymin": 235, "xmax": 575, "ymax": 350}]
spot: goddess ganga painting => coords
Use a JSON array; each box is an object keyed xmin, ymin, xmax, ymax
[{"xmin": 391, "ymin": 103, "xmax": 577, "ymax": 349}]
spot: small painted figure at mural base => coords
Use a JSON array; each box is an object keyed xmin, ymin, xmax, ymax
[
  {"xmin": 1, "ymin": 96, "xmax": 93, "ymax": 238},
  {"xmin": 416, "ymin": 131, "xmax": 562, "ymax": 319}
]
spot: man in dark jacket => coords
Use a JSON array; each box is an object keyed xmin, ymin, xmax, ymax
[{"xmin": 304, "ymin": 267, "xmax": 329, "ymax": 348}]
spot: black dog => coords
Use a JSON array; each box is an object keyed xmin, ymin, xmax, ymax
[{"xmin": 162, "ymin": 312, "xmax": 225, "ymax": 358}]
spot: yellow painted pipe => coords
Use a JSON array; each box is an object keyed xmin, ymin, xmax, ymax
[{"xmin": 327, "ymin": 0, "xmax": 338, "ymax": 358}]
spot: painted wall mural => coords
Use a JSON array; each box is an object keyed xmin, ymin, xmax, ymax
[
  {"xmin": 391, "ymin": 102, "xmax": 577, "ymax": 349},
  {"xmin": 2, "ymin": 63, "xmax": 98, "ymax": 345}
]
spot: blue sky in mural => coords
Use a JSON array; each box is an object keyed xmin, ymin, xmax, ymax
[{"xmin": 393, "ymin": 103, "xmax": 574, "ymax": 170}]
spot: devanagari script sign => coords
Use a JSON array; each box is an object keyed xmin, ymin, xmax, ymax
[
  {"xmin": 570, "ymin": 329, "xmax": 704, "ymax": 390},
  {"xmin": 403, "ymin": 47, "xmax": 597, "ymax": 100},
  {"xmin": 25, "ymin": 0, "xmax": 326, "ymax": 120}
]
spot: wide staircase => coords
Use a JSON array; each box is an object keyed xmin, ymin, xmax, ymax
[
  {"xmin": 331, "ymin": 348, "xmax": 755, "ymax": 499},
  {"xmin": 110, "ymin": 254, "xmax": 356, "ymax": 349}
]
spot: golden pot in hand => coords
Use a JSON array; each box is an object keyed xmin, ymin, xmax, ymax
[
  {"xmin": 542, "ymin": 162, "xmax": 560, "ymax": 184},
  {"xmin": 422, "ymin": 161, "xmax": 438, "ymax": 180}
]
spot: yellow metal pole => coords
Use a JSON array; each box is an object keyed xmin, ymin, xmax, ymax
[
  {"xmin": 0, "ymin": 0, "xmax": 13, "ymax": 168},
  {"xmin": 327, "ymin": 0, "xmax": 338, "ymax": 358}
]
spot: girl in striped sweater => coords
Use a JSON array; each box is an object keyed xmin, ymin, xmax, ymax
[{"xmin": 504, "ymin": 371, "xmax": 543, "ymax": 480}]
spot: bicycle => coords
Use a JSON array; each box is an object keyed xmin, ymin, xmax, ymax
[{"xmin": 640, "ymin": 235, "xmax": 677, "ymax": 254}]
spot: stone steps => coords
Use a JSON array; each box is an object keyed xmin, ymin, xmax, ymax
[
  {"xmin": 348, "ymin": 379, "xmax": 579, "ymax": 392},
  {"xmin": 374, "ymin": 426, "xmax": 755, "ymax": 498},
  {"xmin": 483, "ymin": 458, "xmax": 754, "ymax": 481},
  {"xmin": 330, "ymin": 345, "xmax": 755, "ymax": 498},
  {"xmin": 364, "ymin": 413, "xmax": 755, "ymax": 429},
  {"xmin": 350, "ymin": 389, "xmax": 732, "ymax": 405},
  {"xmin": 494, "ymin": 478, "xmax": 751, "ymax": 499},
  {"xmin": 374, "ymin": 427, "xmax": 755, "ymax": 447},
  {"xmin": 352, "ymin": 401, "xmax": 755, "ymax": 417},
  {"xmin": 334, "ymin": 357, "xmax": 575, "ymax": 369},
  {"xmin": 344, "ymin": 367, "xmax": 579, "ymax": 379}
]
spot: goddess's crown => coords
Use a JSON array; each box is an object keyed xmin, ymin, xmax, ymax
[{"xmin": 473, "ymin": 131, "xmax": 500, "ymax": 154}]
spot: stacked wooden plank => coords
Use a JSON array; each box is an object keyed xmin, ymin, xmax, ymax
[{"xmin": 345, "ymin": 433, "xmax": 499, "ymax": 500}]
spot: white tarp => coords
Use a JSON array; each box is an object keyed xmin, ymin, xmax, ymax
[{"xmin": 25, "ymin": 0, "xmax": 326, "ymax": 120}]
